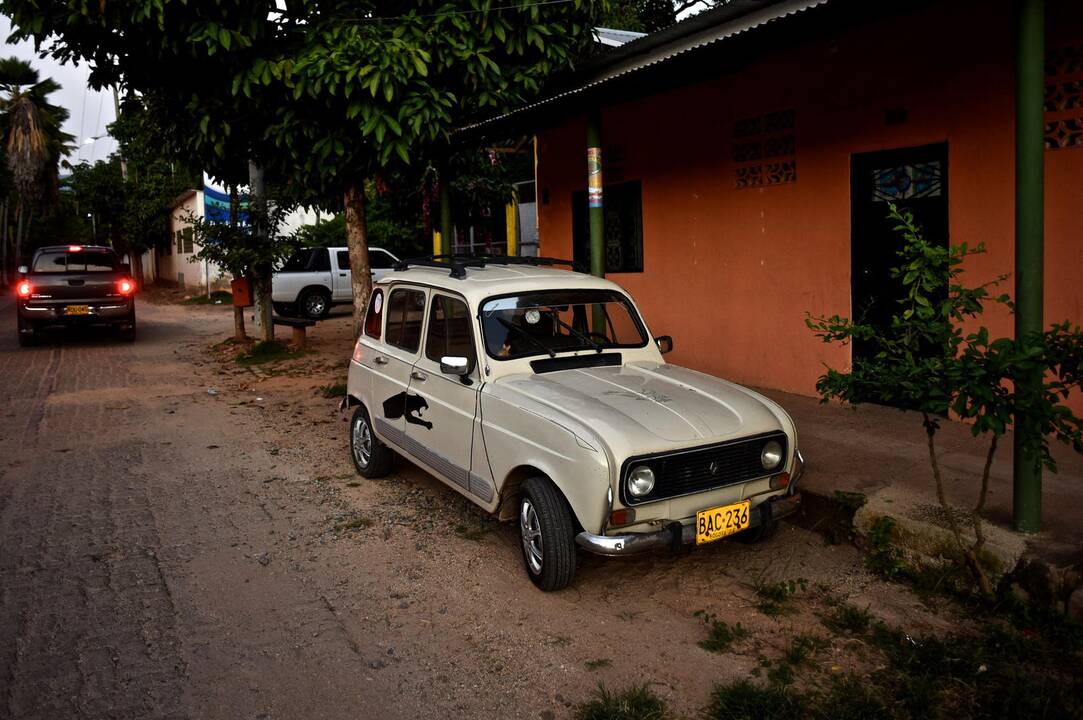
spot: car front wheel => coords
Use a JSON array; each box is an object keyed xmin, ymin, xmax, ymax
[
  {"xmin": 519, "ymin": 477, "xmax": 577, "ymax": 591},
  {"xmin": 349, "ymin": 404, "xmax": 393, "ymax": 478}
]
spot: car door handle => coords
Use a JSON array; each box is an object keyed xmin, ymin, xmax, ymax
[
  {"xmin": 373, "ymin": 356, "xmax": 389, "ymax": 365},
  {"xmin": 410, "ymin": 370, "xmax": 427, "ymax": 382},
  {"xmin": 338, "ymin": 272, "xmax": 347, "ymax": 277}
]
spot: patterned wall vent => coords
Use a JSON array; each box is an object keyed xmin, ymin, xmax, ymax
[
  {"xmin": 733, "ymin": 109, "xmax": 796, "ymax": 188},
  {"xmin": 1045, "ymin": 43, "xmax": 1083, "ymax": 150}
]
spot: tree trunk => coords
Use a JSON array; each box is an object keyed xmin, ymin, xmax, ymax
[
  {"xmin": 344, "ymin": 180, "xmax": 373, "ymax": 337},
  {"xmin": 248, "ymin": 163, "xmax": 273, "ymax": 343},
  {"xmin": 1, "ymin": 199, "xmax": 8, "ymax": 286},
  {"xmin": 229, "ymin": 186, "xmax": 247, "ymax": 342},
  {"xmin": 14, "ymin": 205, "xmax": 24, "ymax": 269}
]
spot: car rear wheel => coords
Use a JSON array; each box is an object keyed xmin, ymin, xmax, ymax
[
  {"xmin": 298, "ymin": 288, "xmax": 330, "ymax": 320},
  {"xmin": 349, "ymin": 404, "xmax": 393, "ymax": 478},
  {"xmin": 16, "ymin": 316, "xmax": 35, "ymax": 347},
  {"xmin": 519, "ymin": 477, "xmax": 577, "ymax": 591},
  {"xmin": 119, "ymin": 309, "xmax": 136, "ymax": 342}
]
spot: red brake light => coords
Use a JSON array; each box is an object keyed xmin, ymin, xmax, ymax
[
  {"xmin": 117, "ymin": 278, "xmax": 135, "ymax": 295},
  {"xmin": 68, "ymin": 245, "xmax": 83, "ymax": 252},
  {"xmin": 17, "ymin": 280, "xmax": 32, "ymax": 298}
]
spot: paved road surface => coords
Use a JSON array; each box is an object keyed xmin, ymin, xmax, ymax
[
  {"xmin": 0, "ymin": 299, "xmax": 394, "ymax": 719},
  {"xmin": 0, "ymin": 294, "xmax": 938, "ymax": 720}
]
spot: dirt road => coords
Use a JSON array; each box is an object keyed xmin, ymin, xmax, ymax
[{"xmin": 0, "ymin": 297, "xmax": 951, "ymax": 719}]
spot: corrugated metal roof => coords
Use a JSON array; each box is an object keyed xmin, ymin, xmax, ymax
[{"xmin": 460, "ymin": 0, "xmax": 832, "ymax": 133}]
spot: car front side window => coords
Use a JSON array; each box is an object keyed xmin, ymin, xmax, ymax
[{"xmin": 424, "ymin": 295, "xmax": 476, "ymax": 374}]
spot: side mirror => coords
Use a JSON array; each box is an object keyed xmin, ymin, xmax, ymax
[
  {"xmin": 120, "ymin": 263, "xmax": 131, "ymax": 274},
  {"xmin": 655, "ymin": 335, "xmax": 673, "ymax": 354},
  {"xmin": 17, "ymin": 265, "xmax": 28, "ymax": 275},
  {"xmin": 439, "ymin": 355, "xmax": 470, "ymax": 376}
]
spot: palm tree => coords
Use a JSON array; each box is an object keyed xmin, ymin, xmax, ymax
[{"xmin": 0, "ymin": 57, "xmax": 73, "ymax": 280}]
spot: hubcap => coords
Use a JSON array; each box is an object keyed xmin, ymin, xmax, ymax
[
  {"xmin": 351, "ymin": 414, "xmax": 372, "ymax": 467},
  {"xmin": 520, "ymin": 499, "xmax": 543, "ymax": 574},
  {"xmin": 306, "ymin": 295, "xmax": 326, "ymax": 316}
]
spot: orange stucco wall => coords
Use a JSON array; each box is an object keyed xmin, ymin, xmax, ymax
[{"xmin": 536, "ymin": 0, "xmax": 1083, "ymax": 410}]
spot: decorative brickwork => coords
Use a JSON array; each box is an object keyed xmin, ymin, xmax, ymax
[{"xmin": 734, "ymin": 110, "xmax": 796, "ymax": 188}]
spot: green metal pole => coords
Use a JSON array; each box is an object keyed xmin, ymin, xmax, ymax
[
  {"xmin": 586, "ymin": 112, "xmax": 605, "ymax": 333},
  {"xmin": 439, "ymin": 163, "xmax": 453, "ymax": 257},
  {"xmin": 586, "ymin": 112, "xmax": 605, "ymax": 278},
  {"xmin": 1013, "ymin": 0, "xmax": 1045, "ymax": 533}
]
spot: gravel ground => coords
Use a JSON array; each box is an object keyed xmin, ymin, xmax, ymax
[{"xmin": 0, "ymin": 295, "xmax": 961, "ymax": 719}]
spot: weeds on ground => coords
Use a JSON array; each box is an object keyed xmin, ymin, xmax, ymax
[
  {"xmin": 575, "ymin": 685, "xmax": 667, "ymax": 720},
  {"xmin": 333, "ymin": 516, "xmax": 372, "ymax": 533},
  {"xmin": 754, "ymin": 578, "xmax": 807, "ymax": 617},
  {"xmin": 821, "ymin": 601, "xmax": 872, "ymax": 635},
  {"xmin": 317, "ymin": 381, "xmax": 347, "ymax": 398},
  {"xmin": 693, "ymin": 611, "xmax": 750, "ymax": 653},
  {"xmin": 453, "ymin": 523, "xmax": 494, "ymax": 542},
  {"xmin": 236, "ymin": 340, "xmax": 302, "ymax": 365},
  {"xmin": 865, "ymin": 516, "xmax": 908, "ymax": 579},
  {"xmin": 707, "ymin": 680, "xmax": 805, "ymax": 720},
  {"xmin": 766, "ymin": 634, "xmax": 827, "ymax": 686},
  {"xmin": 181, "ymin": 290, "xmax": 233, "ymax": 305},
  {"xmin": 584, "ymin": 658, "xmax": 612, "ymax": 671}
]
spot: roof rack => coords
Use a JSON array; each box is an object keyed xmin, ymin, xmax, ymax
[{"xmin": 391, "ymin": 254, "xmax": 584, "ymax": 279}]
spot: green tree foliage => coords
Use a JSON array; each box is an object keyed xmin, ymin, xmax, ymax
[
  {"xmin": 3, "ymin": 0, "xmax": 601, "ymax": 332},
  {"xmin": 0, "ymin": 57, "xmax": 73, "ymax": 271},
  {"xmin": 806, "ymin": 204, "xmax": 1083, "ymax": 597}
]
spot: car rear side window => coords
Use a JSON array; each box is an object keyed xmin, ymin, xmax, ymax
[
  {"xmin": 32, "ymin": 250, "xmax": 118, "ymax": 273},
  {"xmin": 425, "ymin": 295, "xmax": 475, "ymax": 373},
  {"xmin": 369, "ymin": 250, "xmax": 395, "ymax": 269},
  {"xmin": 364, "ymin": 288, "xmax": 384, "ymax": 340},
  {"xmin": 385, "ymin": 288, "xmax": 426, "ymax": 353},
  {"xmin": 280, "ymin": 249, "xmax": 314, "ymax": 272},
  {"xmin": 310, "ymin": 248, "xmax": 331, "ymax": 272}
]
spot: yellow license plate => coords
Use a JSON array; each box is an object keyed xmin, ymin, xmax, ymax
[
  {"xmin": 696, "ymin": 501, "xmax": 751, "ymax": 545},
  {"xmin": 65, "ymin": 305, "xmax": 90, "ymax": 316}
]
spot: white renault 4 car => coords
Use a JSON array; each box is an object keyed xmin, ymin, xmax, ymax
[{"xmin": 343, "ymin": 257, "xmax": 804, "ymax": 590}]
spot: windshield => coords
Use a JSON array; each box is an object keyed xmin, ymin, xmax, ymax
[
  {"xmin": 480, "ymin": 289, "xmax": 648, "ymax": 360},
  {"xmin": 32, "ymin": 249, "xmax": 118, "ymax": 273}
]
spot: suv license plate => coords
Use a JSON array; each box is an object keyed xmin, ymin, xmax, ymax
[
  {"xmin": 696, "ymin": 501, "xmax": 751, "ymax": 544},
  {"xmin": 65, "ymin": 305, "xmax": 90, "ymax": 315}
]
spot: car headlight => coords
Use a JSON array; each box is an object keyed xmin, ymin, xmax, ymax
[
  {"xmin": 761, "ymin": 440, "xmax": 783, "ymax": 470},
  {"xmin": 627, "ymin": 465, "xmax": 656, "ymax": 498}
]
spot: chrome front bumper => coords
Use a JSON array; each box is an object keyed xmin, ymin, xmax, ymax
[{"xmin": 575, "ymin": 450, "xmax": 806, "ymax": 557}]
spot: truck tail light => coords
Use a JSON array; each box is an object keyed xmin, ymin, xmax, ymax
[
  {"xmin": 68, "ymin": 245, "xmax": 83, "ymax": 252},
  {"xmin": 17, "ymin": 280, "xmax": 32, "ymax": 298},
  {"xmin": 117, "ymin": 278, "xmax": 135, "ymax": 295},
  {"xmin": 351, "ymin": 340, "xmax": 365, "ymax": 364}
]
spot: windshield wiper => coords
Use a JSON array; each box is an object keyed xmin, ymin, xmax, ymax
[
  {"xmin": 550, "ymin": 314, "xmax": 604, "ymax": 353},
  {"xmin": 495, "ymin": 316, "xmax": 556, "ymax": 358}
]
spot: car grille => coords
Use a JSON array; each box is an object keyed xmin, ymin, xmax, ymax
[{"xmin": 620, "ymin": 432, "xmax": 788, "ymax": 505}]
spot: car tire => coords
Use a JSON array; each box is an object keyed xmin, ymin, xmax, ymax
[
  {"xmin": 298, "ymin": 288, "xmax": 330, "ymax": 320},
  {"xmin": 272, "ymin": 302, "xmax": 296, "ymax": 318},
  {"xmin": 120, "ymin": 309, "xmax": 136, "ymax": 342},
  {"xmin": 349, "ymin": 404, "xmax": 393, "ymax": 478},
  {"xmin": 16, "ymin": 317, "xmax": 35, "ymax": 347},
  {"xmin": 734, "ymin": 512, "xmax": 777, "ymax": 544},
  {"xmin": 519, "ymin": 477, "xmax": 577, "ymax": 591}
]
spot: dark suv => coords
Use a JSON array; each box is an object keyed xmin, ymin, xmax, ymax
[{"xmin": 16, "ymin": 245, "xmax": 137, "ymax": 346}]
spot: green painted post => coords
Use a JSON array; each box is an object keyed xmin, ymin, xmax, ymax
[
  {"xmin": 1013, "ymin": 0, "xmax": 1045, "ymax": 533},
  {"xmin": 439, "ymin": 164, "xmax": 453, "ymax": 257},
  {"xmin": 586, "ymin": 112, "xmax": 605, "ymax": 279},
  {"xmin": 587, "ymin": 112, "xmax": 606, "ymax": 333}
]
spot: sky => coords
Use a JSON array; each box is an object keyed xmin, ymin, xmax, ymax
[{"xmin": 1, "ymin": 15, "xmax": 119, "ymax": 167}]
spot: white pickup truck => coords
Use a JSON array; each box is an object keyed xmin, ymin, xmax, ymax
[{"xmin": 271, "ymin": 246, "xmax": 400, "ymax": 319}]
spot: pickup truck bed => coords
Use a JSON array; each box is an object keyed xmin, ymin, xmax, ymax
[{"xmin": 16, "ymin": 245, "xmax": 137, "ymax": 346}]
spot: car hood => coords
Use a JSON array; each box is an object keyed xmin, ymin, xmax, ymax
[{"xmin": 488, "ymin": 361, "xmax": 786, "ymax": 458}]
